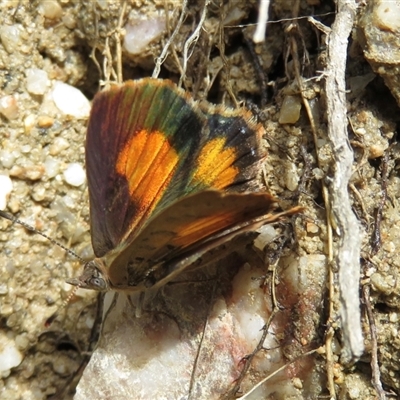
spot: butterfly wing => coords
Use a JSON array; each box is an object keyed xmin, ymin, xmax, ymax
[
  {"xmin": 103, "ymin": 190, "xmax": 299, "ymax": 290},
  {"xmin": 86, "ymin": 78, "xmax": 265, "ymax": 258}
]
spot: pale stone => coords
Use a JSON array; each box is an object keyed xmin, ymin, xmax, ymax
[
  {"xmin": 26, "ymin": 68, "xmax": 49, "ymax": 95},
  {"xmin": 0, "ymin": 334, "xmax": 23, "ymax": 373},
  {"xmin": 124, "ymin": 17, "xmax": 166, "ymax": 55},
  {"xmin": 63, "ymin": 163, "xmax": 86, "ymax": 187},
  {"xmin": 0, "ymin": 175, "xmax": 13, "ymax": 210},
  {"xmin": 52, "ymin": 81, "xmax": 90, "ymax": 119}
]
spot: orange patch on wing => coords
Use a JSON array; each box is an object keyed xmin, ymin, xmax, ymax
[
  {"xmin": 171, "ymin": 210, "xmax": 245, "ymax": 249},
  {"xmin": 116, "ymin": 129, "xmax": 179, "ymax": 223},
  {"xmin": 192, "ymin": 138, "xmax": 239, "ymax": 189}
]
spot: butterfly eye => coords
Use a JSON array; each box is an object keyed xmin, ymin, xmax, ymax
[{"xmin": 89, "ymin": 277, "xmax": 107, "ymax": 291}]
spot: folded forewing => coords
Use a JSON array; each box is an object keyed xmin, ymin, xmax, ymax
[{"xmin": 86, "ymin": 79, "xmax": 266, "ymax": 258}]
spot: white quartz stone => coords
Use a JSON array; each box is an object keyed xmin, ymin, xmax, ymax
[
  {"xmin": 63, "ymin": 163, "xmax": 86, "ymax": 187},
  {"xmin": 26, "ymin": 68, "xmax": 49, "ymax": 95},
  {"xmin": 52, "ymin": 81, "xmax": 90, "ymax": 119},
  {"xmin": 0, "ymin": 175, "xmax": 13, "ymax": 210}
]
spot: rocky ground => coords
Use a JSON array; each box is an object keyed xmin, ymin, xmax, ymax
[{"xmin": 0, "ymin": 1, "xmax": 399, "ymax": 399}]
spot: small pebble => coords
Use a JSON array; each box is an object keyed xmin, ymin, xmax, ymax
[
  {"xmin": 21, "ymin": 145, "xmax": 32, "ymax": 154},
  {"xmin": 0, "ymin": 151, "xmax": 16, "ymax": 169},
  {"xmin": 285, "ymin": 162, "xmax": 299, "ymax": 191},
  {"xmin": 383, "ymin": 241, "xmax": 395, "ymax": 253},
  {"xmin": 0, "ymin": 95, "xmax": 18, "ymax": 120},
  {"xmin": 52, "ymin": 81, "xmax": 90, "ymax": 119},
  {"xmin": 254, "ymin": 224, "xmax": 276, "ymax": 250},
  {"xmin": 31, "ymin": 185, "xmax": 47, "ymax": 202},
  {"xmin": 389, "ymin": 312, "xmax": 399, "ymax": 323},
  {"xmin": 124, "ymin": 17, "xmax": 166, "ymax": 55},
  {"xmin": 0, "ymin": 335, "xmax": 23, "ymax": 373},
  {"xmin": 49, "ymin": 136, "xmax": 69, "ymax": 155},
  {"xmin": 0, "ymin": 25, "xmax": 22, "ymax": 54},
  {"xmin": 0, "ymin": 284, "xmax": 8, "ymax": 295},
  {"xmin": 63, "ymin": 163, "xmax": 86, "ymax": 187},
  {"xmin": 279, "ymin": 95, "xmax": 302, "ymax": 125},
  {"xmin": 370, "ymin": 272, "xmax": 395, "ymax": 295},
  {"xmin": 9, "ymin": 165, "xmax": 45, "ymax": 181},
  {"xmin": 292, "ymin": 377, "xmax": 303, "ymax": 389},
  {"xmin": 375, "ymin": 1, "xmax": 400, "ymax": 32},
  {"xmin": 39, "ymin": 0, "xmax": 63, "ymax": 20},
  {"xmin": 312, "ymin": 168, "xmax": 324, "ymax": 180},
  {"xmin": 62, "ymin": 13, "xmax": 76, "ymax": 29},
  {"xmin": 26, "ymin": 68, "xmax": 49, "ymax": 95},
  {"xmin": 85, "ymin": 316, "xmax": 95, "ymax": 329},
  {"xmin": 0, "ymin": 175, "xmax": 13, "ymax": 210},
  {"xmin": 37, "ymin": 115, "xmax": 54, "ymax": 128},
  {"xmin": 306, "ymin": 222, "xmax": 319, "ymax": 234},
  {"xmin": 44, "ymin": 157, "xmax": 60, "ymax": 178},
  {"xmin": 96, "ymin": 0, "xmax": 108, "ymax": 10},
  {"xmin": 0, "ymin": 305, "xmax": 13, "ymax": 316},
  {"xmin": 369, "ymin": 143, "xmax": 385, "ymax": 159},
  {"xmin": 62, "ymin": 194, "xmax": 75, "ymax": 208},
  {"xmin": 54, "ymin": 363, "xmax": 67, "ymax": 375},
  {"xmin": 24, "ymin": 114, "xmax": 37, "ymax": 133},
  {"xmin": 15, "ymin": 334, "xmax": 29, "ymax": 351}
]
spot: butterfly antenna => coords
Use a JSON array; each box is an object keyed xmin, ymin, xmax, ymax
[
  {"xmin": 46, "ymin": 283, "xmax": 83, "ymax": 325},
  {"xmin": 0, "ymin": 209, "xmax": 89, "ymax": 326},
  {"xmin": 0, "ymin": 209, "xmax": 85, "ymax": 263}
]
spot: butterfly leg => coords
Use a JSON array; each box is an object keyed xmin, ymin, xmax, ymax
[{"xmin": 127, "ymin": 292, "xmax": 146, "ymax": 318}]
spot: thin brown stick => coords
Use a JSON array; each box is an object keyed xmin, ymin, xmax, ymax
[
  {"xmin": 362, "ymin": 285, "xmax": 386, "ymax": 400},
  {"xmin": 349, "ymin": 183, "xmax": 370, "ymax": 227},
  {"xmin": 237, "ymin": 347, "xmax": 321, "ymax": 399},
  {"xmin": 222, "ymin": 258, "xmax": 281, "ymax": 399},
  {"xmin": 371, "ymin": 151, "xmax": 389, "ymax": 255},
  {"xmin": 217, "ymin": 0, "xmax": 238, "ymax": 107},
  {"xmin": 187, "ymin": 280, "xmax": 217, "ymax": 399}
]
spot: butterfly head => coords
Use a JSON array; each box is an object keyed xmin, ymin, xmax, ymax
[{"xmin": 66, "ymin": 259, "xmax": 110, "ymax": 291}]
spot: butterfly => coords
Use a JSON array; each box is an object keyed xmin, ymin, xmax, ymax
[{"xmin": 62, "ymin": 78, "xmax": 302, "ymax": 295}]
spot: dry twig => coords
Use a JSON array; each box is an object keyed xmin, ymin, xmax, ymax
[
  {"xmin": 362, "ymin": 284, "xmax": 386, "ymax": 400},
  {"xmin": 179, "ymin": 0, "xmax": 210, "ymax": 87},
  {"xmin": 153, "ymin": 0, "xmax": 188, "ymax": 79},
  {"xmin": 371, "ymin": 151, "xmax": 389, "ymax": 255},
  {"xmin": 324, "ymin": 0, "xmax": 363, "ymax": 363}
]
